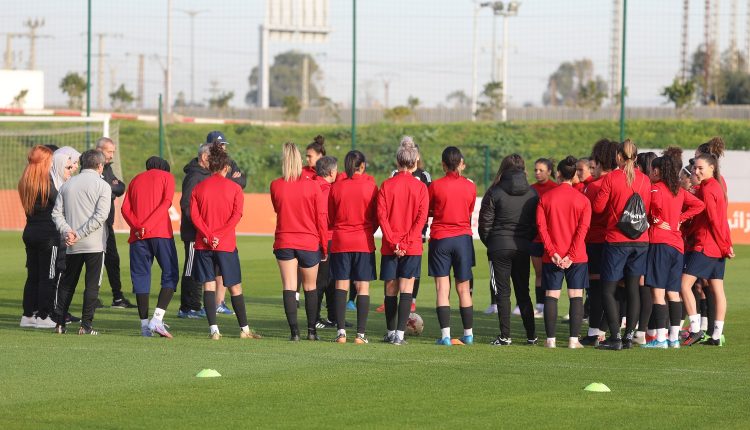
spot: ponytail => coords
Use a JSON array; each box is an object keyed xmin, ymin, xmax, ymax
[
  {"xmin": 697, "ymin": 136, "xmax": 725, "ymax": 159},
  {"xmin": 618, "ymin": 139, "xmax": 638, "ymax": 186}
]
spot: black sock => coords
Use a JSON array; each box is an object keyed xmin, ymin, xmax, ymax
[
  {"xmin": 304, "ymin": 290, "xmax": 318, "ymax": 331},
  {"xmin": 544, "ymin": 296, "xmax": 558, "ymax": 338},
  {"xmin": 615, "ymin": 286, "xmax": 626, "ymax": 321},
  {"xmin": 705, "ymin": 290, "xmax": 715, "ymax": 336},
  {"xmin": 436, "ymin": 306, "xmax": 450, "ymax": 329},
  {"xmin": 653, "ymin": 303, "xmax": 668, "ymax": 331},
  {"xmin": 204, "ymin": 291, "xmax": 217, "ymax": 326},
  {"xmin": 156, "ymin": 288, "xmax": 174, "ymax": 311},
  {"xmin": 384, "ymin": 295, "xmax": 397, "ymax": 331},
  {"xmin": 356, "ymin": 294, "xmax": 369, "ymax": 335},
  {"xmin": 698, "ymin": 296, "xmax": 708, "ymax": 317},
  {"xmin": 639, "ymin": 286, "xmax": 652, "ymax": 332},
  {"xmin": 624, "ymin": 276, "xmax": 640, "ymax": 333},
  {"xmin": 602, "ymin": 281, "xmax": 621, "ymax": 338},
  {"xmin": 459, "ymin": 306, "xmax": 473, "ymax": 330},
  {"xmin": 136, "ymin": 293, "xmax": 149, "ymax": 320},
  {"xmin": 569, "ymin": 297, "xmax": 583, "ymax": 338},
  {"xmin": 412, "ymin": 278, "xmax": 420, "ymax": 300},
  {"xmin": 396, "ymin": 293, "xmax": 412, "ymax": 332},
  {"xmin": 325, "ymin": 282, "xmax": 336, "ymax": 322},
  {"xmin": 668, "ymin": 301, "xmax": 682, "ymax": 327},
  {"xmin": 588, "ymin": 279, "xmax": 603, "ymax": 330},
  {"xmin": 316, "ymin": 284, "xmax": 325, "ymax": 321},
  {"xmin": 282, "ymin": 290, "xmax": 298, "ymax": 335},
  {"xmin": 335, "ymin": 289, "xmax": 348, "ymax": 330},
  {"xmin": 231, "ymin": 294, "xmax": 248, "ymax": 328},
  {"xmin": 535, "ymin": 285, "xmax": 544, "ymax": 305}
]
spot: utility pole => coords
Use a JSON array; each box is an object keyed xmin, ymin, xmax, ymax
[
  {"xmin": 23, "ymin": 19, "xmax": 51, "ymax": 70},
  {"xmin": 166, "ymin": 0, "xmax": 173, "ymax": 113},
  {"xmin": 471, "ymin": 2, "xmax": 480, "ymax": 121},
  {"xmin": 491, "ymin": 2, "xmax": 520, "ymax": 122},
  {"xmin": 609, "ymin": 0, "xmax": 623, "ymax": 104},
  {"xmin": 92, "ymin": 33, "xmax": 123, "ymax": 109},
  {"xmin": 178, "ymin": 9, "xmax": 208, "ymax": 106},
  {"xmin": 137, "ymin": 54, "xmax": 144, "ymax": 108},
  {"xmin": 301, "ymin": 55, "xmax": 310, "ymax": 108},
  {"xmin": 3, "ymin": 33, "xmax": 24, "ymax": 69},
  {"xmin": 680, "ymin": 0, "xmax": 690, "ymax": 82},
  {"xmin": 730, "ymin": 0, "xmax": 739, "ymax": 70}
]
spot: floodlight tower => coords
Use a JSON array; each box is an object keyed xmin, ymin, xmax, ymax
[
  {"xmin": 730, "ymin": 0, "xmax": 739, "ymax": 70},
  {"xmin": 609, "ymin": 0, "xmax": 622, "ymax": 104},
  {"xmin": 681, "ymin": 0, "xmax": 690, "ymax": 82}
]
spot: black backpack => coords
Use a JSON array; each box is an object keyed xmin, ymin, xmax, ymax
[{"xmin": 616, "ymin": 177, "xmax": 649, "ymax": 239}]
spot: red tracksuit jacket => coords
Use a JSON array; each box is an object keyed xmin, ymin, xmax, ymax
[
  {"xmin": 536, "ymin": 182, "xmax": 591, "ymax": 263},
  {"xmin": 329, "ymin": 173, "xmax": 378, "ymax": 253},
  {"xmin": 270, "ymin": 176, "xmax": 328, "ymax": 255},
  {"xmin": 531, "ymin": 180, "xmax": 558, "ymax": 243},
  {"xmin": 689, "ymin": 177, "xmax": 732, "ymax": 258},
  {"xmin": 592, "ymin": 168, "xmax": 652, "ymax": 244},
  {"xmin": 190, "ymin": 174, "xmax": 243, "ymax": 252},
  {"xmin": 121, "ymin": 169, "xmax": 175, "ymax": 244},
  {"xmin": 428, "ymin": 171, "xmax": 476, "ymax": 240},
  {"xmin": 316, "ymin": 176, "xmax": 334, "ymax": 242},
  {"xmin": 377, "ymin": 171, "xmax": 429, "ymax": 256},
  {"xmin": 648, "ymin": 181, "xmax": 705, "ymax": 253},
  {"xmin": 584, "ymin": 175, "xmax": 607, "ymax": 244}
]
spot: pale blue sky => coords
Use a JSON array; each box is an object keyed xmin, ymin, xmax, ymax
[{"xmin": 2, "ymin": 1, "xmax": 741, "ymax": 109}]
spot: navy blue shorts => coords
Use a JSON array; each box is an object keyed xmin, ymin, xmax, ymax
[
  {"xmin": 600, "ymin": 243, "xmax": 648, "ymax": 282},
  {"xmin": 645, "ymin": 244, "xmax": 683, "ymax": 292},
  {"xmin": 129, "ymin": 238, "xmax": 179, "ymax": 294},
  {"xmin": 586, "ymin": 243, "xmax": 604, "ymax": 275},
  {"xmin": 273, "ymin": 248, "xmax": 321, "ymax": 269},
  {"xmin": 529, "ymin": 241, "xmax": 544, "ymax": 258},
  {"xmin": 380, "ymin": 255, "xmax": 422, "ymax": 281},
  {"xmin": 194, "ymin": 249, "xmax": 241, "ymax": 287},
  {"xmin": 330, "ymin": 252, "xmax": 376, "ymax": 282},
  {"xmin": 542, "ymin": 263, "xmax": 589, "ymax": 291},
  {"xmin": 428, "ymin": 235, "xmax": 475, "ymax": 280},
  {"xmin": 684, "ymin": 251, "xmax": 726, "ymax": 280}
]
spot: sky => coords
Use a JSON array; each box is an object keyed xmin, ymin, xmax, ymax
[{"xmin": 2, "ymin": 0, "xmax": 744, "ymax": 110}]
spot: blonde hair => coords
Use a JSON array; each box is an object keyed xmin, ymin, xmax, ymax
[
  {"xmin": 618, "ymin": 139, "xmax": 638, "ymax": 186},
  {"xmin": 282, "ymin": 142, "xmax": 303, "ymax": 181},
  {"xmin": 396, "ymin": 136, "xmax": 419, "ymax": 169}
]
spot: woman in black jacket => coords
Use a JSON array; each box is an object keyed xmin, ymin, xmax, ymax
[{"xmin": 479, "ymin": 154, "xmax": 539, "ymax": 345}]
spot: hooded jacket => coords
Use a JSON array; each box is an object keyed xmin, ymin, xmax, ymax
[
  {"xmin": 179, "ymin": 158, "xmax": 211, "ymax": 242},
  {"xmin": 478, "ymin": 169, "xmax": 538, "ymax": 254}
]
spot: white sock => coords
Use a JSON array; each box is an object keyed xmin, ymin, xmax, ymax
[
  {"xmin": 396, "ymin": 330, "xmax": 405, "ymax": 340},
  {"xmin": 241, "ymin": 325, "xmax": 249, "ymax": 333},
  {"xmin": 669, "ymin": 326, "xmax": 680, "ymax": 342},
  {"xmin": 463, "ymin": 328, "xmax": 473, "ymax": 337},
  {"xmin": 712, "ymin": 321, "xmax": 724, "ymax": 340},
  {"xmin": 387, "ymin": 329, "xmax": 395, "ymax": 337},
  {"xmin": 440, "ymin": 327, "xmax": 450, "ymax": 339},
  {"xmin": 295, "ymin": 292, "xmax": 299, "ymax": 301},
  {"xmin": 412, "ymin": 298, "xmax": 416, "ymax": 304},
  {"xmin": 152, "ymin": 307, "xmax": 165, "ymax": 321},
  {"xmin": 688, "ymin": 314, "xmax": 701, "ymax": 333},
  {"xmin": 337, "ymin": 329, "xmax": 346, "ymax": 336},
  {"xmin": 587, "ymin": 327, "xmax": 599, "ymax": 337},
  {"xmin": 140, "ymin": 319, "xmax": 149, "ymax": 328},
  {"xmin": 598, "ymin": 329, "xmax": 607, "ymax": 337},
  {"xmin": 569, "ymin": 336, "xmax": 578, "ymax": 343},
  {"xmin": 645, "ymin": 329, "xmax": 656, "ymax": 338},
  {"xmin": 209, "ymin": 324, "xmax": 219, "ymax": 334},
  {"xmin": 636, "ymin": 330, "xmax": 646, "ymax": 338},
  {"xmin": 700, "ymin": 316, "xmax": 708, "ymax": 331},
  {"xmin": 656, "ymin": 328, "xmax": 668, "ymax": 342}
]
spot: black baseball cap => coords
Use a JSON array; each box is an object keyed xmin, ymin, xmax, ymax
[{"xmin": 206, "ymin": 130, "xmax": 229, "ymax": 145}]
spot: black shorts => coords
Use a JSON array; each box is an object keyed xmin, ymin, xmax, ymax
[
  {"xmin": 542, "ymin": 263, "xmax": 589, "ymax": 291},
  {"xmin": 194, "ymin": 249, "xmax": 241, "ymax": 287},
  {"xmin": 684, "ymin": 251, "xmax": 725, "ymax": 280},
  {"xmin": 274, "ymin": 248, "xmax": 321, "ymax": 269},
  {"xmin": 601, "ymin": 243, "xmax": 648, "ymax": 282},
  {"xmin": 529, "ymin": 242, "xmax": 544, "ymax": 258},
  {"xmin": 427, "ymin": 235, "xmax": 475, "ymax": 280},
  {"xmin": 380, "ymin": 255, "xmax": 421, "ymax": 281},
  {"xmin": 586, "ymin": 243, "xmax": 604, "ymax": 275},
  {"xmin": 330, "ymin": 252, "xmax": 377, "ymax": 282},
  {"xmin": 645, "ymin": 244, "xmax": 683, "ymax": 292}
]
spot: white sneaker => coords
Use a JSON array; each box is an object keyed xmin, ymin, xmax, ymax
[
  {"xmin": 620, "ymin": 317, "xmax": 626, "ymax": 329},
  {"xmin": 568, "ymin": 339, "xmax": 584, "ymax": 349},
  {"xmin": 534, "ymin": 309, "xmax": 544, "ymax": 319},
  {"xmin": 545, "ymin": 338, "xmax": 556, "ymax": 348},
  {"xmin": 20, "ymin": 316, "xmax": 36, "ymax": 328},
  {"xmin": 484, "ymin": 304, "xmax": 498, "ymax": 314},
  {"xmin": 511, "ymin": 306, "xmax": 521, "ymax": 316},
  {"xmin": 562, "ymin": 313, "xmax": 570, "ymax": 322},
  {"xmin": 633, "ymin": 332, "xmax": 646, "ymax": 345},
  {"xmin": 35, "ymin": 316, "xmax": 56, "ymax": 329}
]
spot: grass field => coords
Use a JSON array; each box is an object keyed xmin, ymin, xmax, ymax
[{"xmin": 1, "ymin": 231, "xmax": 748, "ymax": 429}]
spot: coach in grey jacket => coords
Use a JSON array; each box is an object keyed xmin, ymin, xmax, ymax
[{"xmin": 51, "ymin": 149, "xmax": 111, "ymax": 335}]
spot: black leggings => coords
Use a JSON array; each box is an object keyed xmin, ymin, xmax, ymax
[
  {"xmin": 22, "ymin": 236, "xmax": 59, "ymax": 319},
  {"xmin": 602, "ymin": 276, "xmax": 640, "ymax": 337},
  {"xmin": 489, "ymin": 249, "xmax": 535, "ymax": 340}
]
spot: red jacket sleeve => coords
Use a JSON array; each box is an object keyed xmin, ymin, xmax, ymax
[
  {"xmin": 315, "ymin": 186, "xmax": 328, "ymax": 256},
  {"xmin": 367, "ymin": 185, "xmax": 379, "ymax": 233},
  {"xmin": 704, "ymin": 188, "xmax": 733, "ymax": 256},
  {"xmin": 680, "ymin": 189, "xmax": 705, "ymax": 224},
  {"xmin": 141, "ymin": 175, "xmax": 175, "ymax": 234},
  {"xmin": 567, "ymin": 199, "xmax": 591, "ymax": 261},
  {"xmin": 402, "ymin": 184, "xmax": 429, "ymax": 250},
  {"xmin": 377, "ymin": 186, "xmax": 398, "ymax": 248},
  {"xmin": 592, "ymin": 174, "xmax": 611, "ymax": 214},
  {"xmin": 649, "ymin": 185, "xmax": 665, "ymax": 226},
  {"xmin": 190, "ymin": 191, "xmax": 211, "ymax": 241},
  {"xmin": 214, "ymin": 187, "xmax": 244, "ymax": 239},
  {"xmin": 120, "ymin": 189, "xmax": 140, "ymax": 230},
  {"xmin": 536, "ymin": 198, "xmax": 557, "ymax": 259}
]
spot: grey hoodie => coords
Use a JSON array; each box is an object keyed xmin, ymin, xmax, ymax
[{"xmin": 52, "ymin": 169, "xmax": 112, "ymax": 254}]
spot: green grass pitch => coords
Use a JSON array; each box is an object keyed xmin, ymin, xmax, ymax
[{"xmin": 1, "ymin": 231, "xmax": 748, "ymax": 429}]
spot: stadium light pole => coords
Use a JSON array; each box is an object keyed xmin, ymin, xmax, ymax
[
  {"xmin": 351, "ymin": 0, "xmax": 357, "ymax": 150},
  {"xmin": 178, "ymin": 9, "xmax": 208, "ymax": 106},
  {"xmin": 86, "ymin": 0, "xmax": 92, "ymax": 147},
  {"xmin": 494, "ymin": 1, "xmax": 520, "ymax": 122},
  {"xmin": 619, "ymin": 0, "xmax": 627, "ymax": 141}
]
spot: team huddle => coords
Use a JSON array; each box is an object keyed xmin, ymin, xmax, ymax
[{"xmin": 17, "ymin": 131, "xmax": 733, "ymax": 348}]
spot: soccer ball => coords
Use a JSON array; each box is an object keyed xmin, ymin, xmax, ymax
[{"xmin": 406, "ymin": 313, "xmax": 424, "ymax": 336}]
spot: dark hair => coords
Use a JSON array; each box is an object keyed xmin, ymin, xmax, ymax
[
  {"xmin": 652, "ymin": 147, "xmax": 682, "ymax": 196},
  {"xmin": 344, "ymin": 150, "xmax": 366, "ymax": 178},
  {"xmin": 207, "ymin": 142, "xmax": 229, "ymax": 173},
  {"xmin": 442, "ymin": 146, "xmax": 463, "ymax": 172},
  {"xmin": 145, "ymin": 156, "xmax": 171, "ymax": 172},
  {"xmin": 492, "ymin": 154, "xmax": 525, "ymax": 185},
  {"xmin": 534, "ymin": 158, "xmax": 554, "ymax": 174},
  {"xmin": 590, "ymin": 138, "xmax": 618, "ymax": 172},
  {"xmin": 557, "ymin": 156, "xmax": 577, "ymax": 181},
  {"xmin": 80, "ymin": 149, "xmax": 105, "ymax": 170},
  {"xmin": 315, "ymin": 156, "xmax": 337, "ymax": 177},
  {"xmin": 306, "ymin": 135, "xmax": 326, "ymax": 156},
  {"xmin": 44, "ymin": 144, "xmax": 59, "ymax": 152},
  {"xmin": 636, "ymin": 152, "xmax": 657, "ymax": 176},
  {"xmin": 697, "ymin": 136, "xmax": 725, "ymax": 159}
]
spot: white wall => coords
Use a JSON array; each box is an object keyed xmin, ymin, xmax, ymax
[{"xmin": 0, "ymin": 70, "xmax": 44, "ymax": 109}]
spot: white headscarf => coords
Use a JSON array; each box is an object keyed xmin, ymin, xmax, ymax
[
  {"xmin": 56, "ymin": 146, "xmax": 81, "ymax": 164},
  {"xmin": 50, "ymin": 151, "xmax": 71, "ymax": 191}
]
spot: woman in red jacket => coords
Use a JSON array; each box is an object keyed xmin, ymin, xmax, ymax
[
  {"xmin": 271, "ymin": 143, "xmax": 328, "ymax": 341},
  {"xmin": 429, "ymin": 146, "xmax": 477, "ymax": 346},
  {"xmin": 592, "ymin": 139, "xmax": 652, "ymax": 350},
  {"xmin": 680, "ymin": 154, "xmax": 734, "ymax": 346},
  {"xmin": 529, "ymin": 158, "xmax": 558, "ymax": 317},
  {"xmin": 377, "ymin": 139, "xmax": 429, "ymax": 345},
  {"xmin": 642, "ymin": 148, "xmax": 705, "ymax": 349},
  {"xmin": 328, "ymin": 150, "xmax": 378, "ymax": 344}
]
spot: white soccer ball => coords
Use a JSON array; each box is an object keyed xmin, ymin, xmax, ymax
[{"xmin": 406, "ymin": 312, "xmax": 424, "ymax": 336}]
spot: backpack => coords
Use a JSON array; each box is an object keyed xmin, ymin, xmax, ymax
[{"xmin": 616, "ymin": 177, "xmax": 649, "ymax": 239}]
